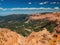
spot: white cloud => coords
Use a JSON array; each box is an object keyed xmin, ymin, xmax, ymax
[
  {"xmin": 28, "ymin": 2, "xmax": 32, "ymax": 4},
  {"xmin": 10, "ymin": 8, "xmax": 36, "ymax": 10},
  {"xmin": 39, "ymin": 2, "xmax": 48, "ymax": 5},
  {"xmin": 54, "ymin": 7, "xmax": 59, "ymax": 9},
  {"xmin": 0, "ymin": 7, "xmax": 59, "ymax": 11},
  {"xmin": 50, "ymin": 2, "xmax": 60, "ymax": 4},
  {"xmin": 0, "ymin": 8, "xmax": 3, "ymax": 10},
  {"xmin": 10, "ymin": 7, "xmax": 52, "ymax": 10},
  {"xmin": 0, "ymin": 8, "xmax": 7, "ymax": 11},
  {"xmin": 39, "ymin": 2, "xmax": 60, "ymax": 4},
  {"xmin": 53, "ymin": 2, "xmax": 56, "ymax": 4},
  {"xmin": 50, "ymin": 2, "xmax": 56, "ymax": 4},
  {"xmin": 39, "ymin": 2, "xmax": 44, "ymax": 5},
  {"xmin": 44, "ymin": 2, "xmax": 48, "ymax": 4}
]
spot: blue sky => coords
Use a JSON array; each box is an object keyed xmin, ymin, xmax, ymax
[{"xmin": 0, "ymin": 0, "xmax": 60, "ymax": 16}]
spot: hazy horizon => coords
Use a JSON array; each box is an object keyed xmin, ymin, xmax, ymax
[{"xmin": 0, "ymin": 9, "xmax": 60, "ymax": 16}]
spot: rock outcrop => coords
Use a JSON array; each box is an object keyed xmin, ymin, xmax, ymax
[
  {"xmin": 26, "ymin": 28, "xmax": 53, "ymax": 45},
  {"xmin": 0, "ymin": 28, "xmax": 25, "ymax": 45},
  {"xmin": 26, "ymin": 12, "xmax": 60, "ymax": 24},
  {"xmin": 0, "ymin": 28, "xmax": 60, "ymax": 45}
]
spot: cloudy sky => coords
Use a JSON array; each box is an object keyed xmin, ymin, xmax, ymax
[{"xmin": 0, "ymin": 0, "xmax": 60, "ymax": 16}]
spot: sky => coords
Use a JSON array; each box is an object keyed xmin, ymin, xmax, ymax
[{"xmin": 0, "ymin": 0, "xmax": 60, "ymax": 16}]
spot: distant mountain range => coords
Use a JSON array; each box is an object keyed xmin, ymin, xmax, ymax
[{"xmin": 0, "ymin": 14, "xmax": 28, "ymax": 23}]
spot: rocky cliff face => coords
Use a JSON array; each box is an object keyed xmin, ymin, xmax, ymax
[
  {"xmin": 0, "ymin": 28, "xmax": 60, "ymax": 45},
  {"xmin": 26, "ymin": 12, "xmax": 60, "ymax": 24}
]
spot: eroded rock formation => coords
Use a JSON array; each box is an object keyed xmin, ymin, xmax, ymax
[
  {"xmin": 0, "ymin": 28, "xmax": 25, "ymax": 45},
  {"xmin": 26, "ymin": 12, "xmax": 60, "ymax": 24},
  {"xmin": 26, "ymin": 28, "xmax": 53, "ymax": 45},
  {"xmin": 0, "ymin": 28, "xmax": 60, "ymax": 45}
]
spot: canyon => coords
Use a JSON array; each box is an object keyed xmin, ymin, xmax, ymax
[{"xmin": 0, "ymin": 12, "xmax": 60, "ymax": 45}]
